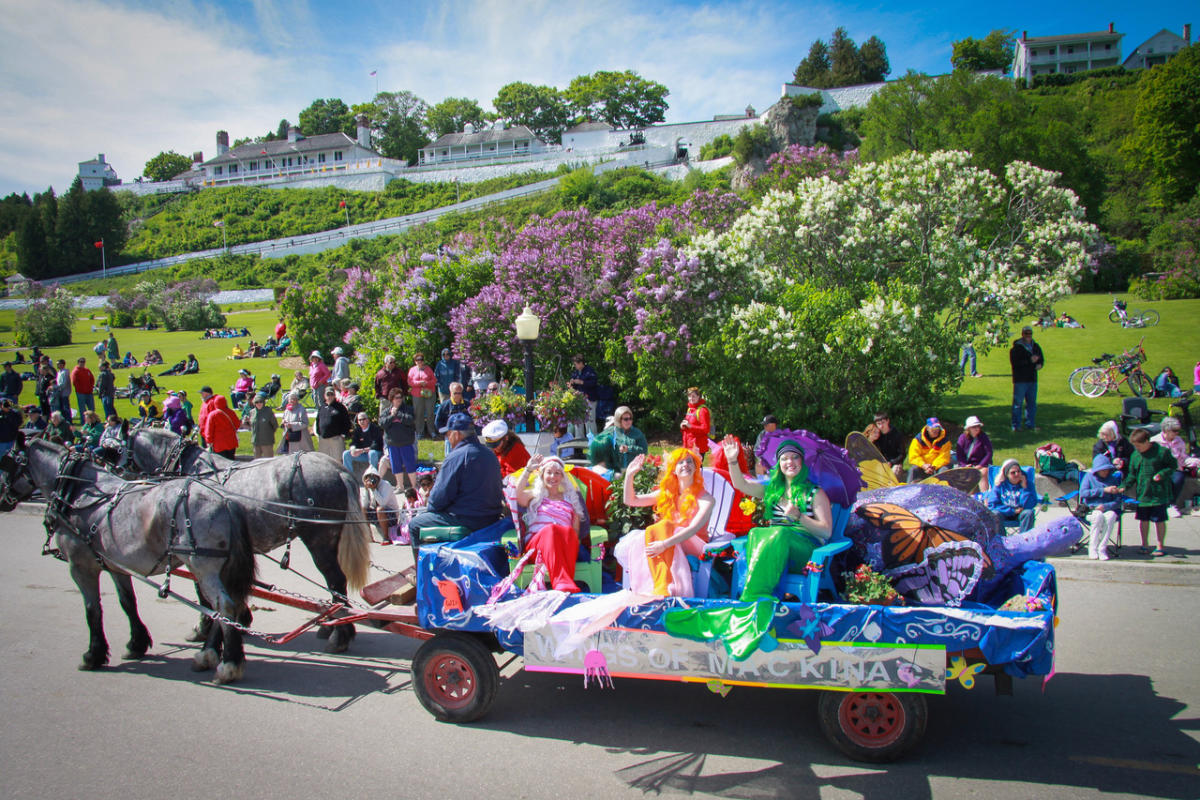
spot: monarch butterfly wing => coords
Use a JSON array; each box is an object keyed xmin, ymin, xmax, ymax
[
  {"xmin": 845, "ymin": 433, "xmax": 899, "ymax": 490},
  {"xmin": 857, "ymin": 502, "xmax": 926, "ymax": 567},
  {"xmin": 921, "ymin": 467, "xmax": 982, "ymax": 494}
]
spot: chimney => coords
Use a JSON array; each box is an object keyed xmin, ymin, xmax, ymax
[
  {"xmin": 463, "ymin": 122, "xmax": 475, "ymax": 135},
  {"xmin": 216, "ymin": 131, "xmax": 229, "ymax": 156},
  {"xmin": 1185, "ymin": 23, "xmax": 1192, "ymax": 43},
  {"xmin": 1108, "ymin": 22, "xmax": 1114, "ymax": 34},
  {"xmin": 356, "ymin": 114, "xmax": 370, "ymax": 148},
  {"xmin": 1021, "ymin": 30, "xmax": 1027, "ymax": 41},
  {"xmin": 288, "ymin": 125, "xmax": 299, "ymax": 143},
  {"xmin": 192, "ymin": 151, "xmax": 203, "ymax": 164}
]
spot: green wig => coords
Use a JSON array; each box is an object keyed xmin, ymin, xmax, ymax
[{"xmin": 762, "ymin": 439, "xmax": 816, "ymax": 515}]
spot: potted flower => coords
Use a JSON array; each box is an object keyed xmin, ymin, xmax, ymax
[
  {"xmin": 841, "ymin": 564, "xmax": 903, "ymax": 606},
  {"xmin": 533, "ymin": 385, "xmax": 588, "ymax": 431}
]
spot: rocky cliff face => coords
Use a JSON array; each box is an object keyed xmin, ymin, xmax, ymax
[{"xmin": 731, "ymin": 97, "xmax": 820, "ymax": 191}]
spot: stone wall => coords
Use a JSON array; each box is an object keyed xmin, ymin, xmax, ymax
[{"xmin": 783, "ymin": 81, "xmax": 888, "ymax": 113}]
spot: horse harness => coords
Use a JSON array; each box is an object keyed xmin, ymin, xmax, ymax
[{"xmin": 41, "ymin": 451, "xmax": 234, "ymax": 590}]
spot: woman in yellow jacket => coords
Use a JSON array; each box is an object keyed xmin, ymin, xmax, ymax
[{"xmin": 907, "ymin": 416, "xmax": 951, "ymax": 482}]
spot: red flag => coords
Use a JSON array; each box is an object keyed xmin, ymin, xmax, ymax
[
  {"xmin": 93, "ymin": 241, "xmax": 103, "ymax": 248},
  {"xmin": 339, "ymin": 200, "xmax": 346, "ymax": 208}
]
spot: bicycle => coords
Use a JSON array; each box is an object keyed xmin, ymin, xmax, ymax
[
  {"xmin": 1108, "ymin": 294, "xmax": 1160, "ymax": 328},
  {"xmin": 1080, "ymin": 339, "xmax": 1154, "ymax": 398},
  {"xmin": 1068, "ymin": 352, "xmax": 1118, "ymax": 396}
]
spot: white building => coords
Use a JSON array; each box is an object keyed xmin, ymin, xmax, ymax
[
  {"xmin": 418, "ymin": 123, "xmax": 547, "ymax": 166},
  {"xmin": 199, "ymin": 116, "xmax": 387, "ymax": 188},
  {"xmin": 77, "ymin": 154, "xmax": 120, "ymax": 191},
  {"xmin": 1012, "ymin": 24, "xmax": 1124, "ymax": 84},
  {"xmin": 1123, "ymin": 25, "xmax": 1192, "ymax": 70}
]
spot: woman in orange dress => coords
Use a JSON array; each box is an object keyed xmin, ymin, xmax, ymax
[{"xmin": 615, "ymin": 448, "xmax": 714, "ymax": 596}]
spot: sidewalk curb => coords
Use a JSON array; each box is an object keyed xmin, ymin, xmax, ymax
[{"xmin": 1049, "ymin": 555, "xmax": 1200, "ymax": 585}]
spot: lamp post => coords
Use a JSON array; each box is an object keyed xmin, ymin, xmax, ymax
[
  {"xmin": 514, "ymin": 305, "xmax": 540, "ymax": 433},
  {"xmin": 214, "ymin": 219, "xmax": 227, "ymax": 250}
]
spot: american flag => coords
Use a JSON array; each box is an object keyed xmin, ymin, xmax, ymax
[
  {"xmin": 369, "ymin": 70, "xmax": 377, "ymax": 77},
  {"xmin": 213, "ymin": 221, "xmax": 224, "ymax": 228}
]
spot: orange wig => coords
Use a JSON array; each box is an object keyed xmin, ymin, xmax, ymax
[{"xmin": 654, "ymin": 448, "xmax": 703, "ymax": 523}]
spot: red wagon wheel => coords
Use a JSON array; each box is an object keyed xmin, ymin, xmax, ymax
[
  {"xmin": 412, "ymin": 633, "xmax": 499, "ymax": 723},
  {"xmin": 818, "ymin": 691, "xmax": 928, "ymax": 762}
]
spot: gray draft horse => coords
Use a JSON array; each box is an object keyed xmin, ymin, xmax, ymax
[
  {"xmin": 5, "ymin": 438, "xmax": 257, "ymax": 684},
  {"xmin": 124, "ymin": 427, "xmax": 371, "ymax": 653}
]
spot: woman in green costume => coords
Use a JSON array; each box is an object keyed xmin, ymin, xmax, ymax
[{"xmin": 722, "ymin": 434, "xmax": 833, "ymax": 600}]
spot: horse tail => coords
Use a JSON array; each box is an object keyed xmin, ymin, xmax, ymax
[
  {"xmin": 337, "ymin": 473, "xmax": 371, "ymax": 593},
  {"xmin": 220, "ymin": 502, "xmax": 257, "ymax": 607}
]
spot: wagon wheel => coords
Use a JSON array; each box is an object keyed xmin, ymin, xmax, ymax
[
  {"xmin": 412, "ymin": 633, "xmax": 499, "ymax": 723},
  {"xmin": 817, "ymin": 691, "xmax": 927, "ymax": 763}
]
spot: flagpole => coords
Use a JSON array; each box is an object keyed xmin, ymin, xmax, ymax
[{"xmin": 100, "ymin": 238, "xmax": 106, "ymax": 278}]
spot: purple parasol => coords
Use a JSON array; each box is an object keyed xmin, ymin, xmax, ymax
[{"xmin": 755, "ymin": 428, "xmax": 866, "ymax": 507}]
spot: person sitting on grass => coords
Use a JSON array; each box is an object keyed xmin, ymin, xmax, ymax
[
  {"xmin": 1122, "ymin": 428, "xmax": 1178, "ymax": 557},
  {"xmin": 954, "ymin": 415, "xmax": 993, "ymax": 491},
  {"xmin": 984, "ymin": 458, "xmax": 1037, "ymax": 533},
  {"xmin": 94, "ymin": 414, "xmax": 127, "ymax": 463},
  {"xmin": 48, "ymin": 410, "xmax": 76, "ymax": 445},
  {"xmin": 907, "ymin": 417, "xmax": 951, "ymax": 483},
  {"xmin": 136, "ymin": 391, "xmax": 160, "ymax": 422}
]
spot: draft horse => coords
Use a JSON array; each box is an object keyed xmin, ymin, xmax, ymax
[
  {"xmin": 124, "ymin": 427, "xmax": 371, "ymax": 653},
  {"xmin": 2, "ymin": 438, "xmax": 257, "ymax": 684}
]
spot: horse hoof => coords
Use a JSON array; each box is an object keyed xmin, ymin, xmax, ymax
[
  {"xmin": 213, "ymin": 662, "xmax": 244, "ymax": 685},
  {"xmin": 191, "ymin": 649, "xmax": 218, "ymax": 672},
  {"xmin": 79, "ymin": 653, "xmax": 109, "ymax": 671},
  {"xmin": 324, "ymin": 638, "xmax": 351, "ymax": 654}
]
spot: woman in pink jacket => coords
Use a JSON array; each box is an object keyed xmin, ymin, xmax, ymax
[
  {"xmin": 308, "ymin": 351, "xmax": 331, "ymax": 406},
  {"xmin": 407, "ymin": 352, "xmax": 437, "ymax": 440}
]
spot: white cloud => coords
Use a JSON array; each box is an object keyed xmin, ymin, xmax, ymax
[{"xmin": 0, "ymin": 0, "xmax": 301, "ymax": 194}]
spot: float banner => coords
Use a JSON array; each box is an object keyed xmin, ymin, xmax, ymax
[{"xmin": 524, "ymin": 625, "xmax": 946, "ymax": 693}]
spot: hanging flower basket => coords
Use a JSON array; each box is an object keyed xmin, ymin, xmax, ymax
[{"xmin": 533, "ymin": 385, "xmax": 588, "ymax": 430}]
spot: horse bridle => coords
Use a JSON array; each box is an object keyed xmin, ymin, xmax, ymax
[
  {"xmin": 0, "ymin": 449, "xmax": 35, "ymax": 509},
  {"xmin": 125, "ymin": 427, "xmax": 192, "ymax": 476}
]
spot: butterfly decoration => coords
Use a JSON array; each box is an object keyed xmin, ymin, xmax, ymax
[
  {"xmin": 946, "ymin": 654, "xmax": 985, "ymax": 689},
  {"xmin": 784, "ymin": 604, "xmax": 834, "ymax": 654},
  {"xmin": 896, "ymin": 662, "xmax": 922, "ymax": 688},
  {"xmin": 858, "ymin": 501, "xmax": 989, "ymax": 572},
  {"xmin": 844, "ymin": 432, "xmax": 981, "ymax": 494},
  {"xmin": 887, "ymin": 539, "xmax": 986, "ymax": 607},
  {"xmin": 706, "ymin": 679, "xmax": 732, "ymax": 697}
]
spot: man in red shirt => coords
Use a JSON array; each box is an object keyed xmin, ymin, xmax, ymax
[
  {"xmin": 374, "ymin": 354, "xmax": 408, "ymax": 404},
  {"xmin": 197, "ymin": 386, "xmax": 215, "ymax": 446},
  {"xmin": 70, "ymin": 357, "xmax": 95, "ymax": 421}
]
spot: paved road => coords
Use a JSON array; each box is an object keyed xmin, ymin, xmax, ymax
[{"xmin": 1, "ymin": 505, "xmax": 1198, "ymax": 800}]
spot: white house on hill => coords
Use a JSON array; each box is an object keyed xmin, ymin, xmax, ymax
[
  {"xmin": 1012, "ymin": 24, "xmax": 1124, "ymax": 84},
  {"xmin": 1123, "ymin": 25, "xmax": 1192, "ymax": 70},
  {"xmin": 78, "ymin": 154, "xmax": 120, "ymax": 191},
  {"xmin": 418, "ymin": 123, "xmax": 546, "ymax": 166},
  {"xmin": 199, "ymin": 116, "xmax": 386, "ymax": 188}
]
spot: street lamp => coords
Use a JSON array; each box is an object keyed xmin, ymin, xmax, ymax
[
  {"xmin": 515, "ymin": 305, "xmax": 540, "ymax": 433},
  {"xmin": 214, "ymin": 219, "xmax": 227, "ymax": 250}
]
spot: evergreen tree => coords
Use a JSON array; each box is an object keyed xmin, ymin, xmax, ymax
[{"xmin": 793, "ymin": 40, "xmax": 832, "ymax": 87}]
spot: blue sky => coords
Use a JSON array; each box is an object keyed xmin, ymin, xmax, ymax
[{"xmin": 0, "ymin": 0, "xmax": 1192, "ymax": 196}]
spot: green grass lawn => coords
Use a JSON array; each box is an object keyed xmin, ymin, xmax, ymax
[{"xmin": 939, "ymin": 293, "xmax": 1199, "ymax": 468}]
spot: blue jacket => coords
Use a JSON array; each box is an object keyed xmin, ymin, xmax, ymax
[
  {"xmin": 986, "ymin": 479, "xmax": 1036, "ymax": 517},
  {"xmin": 1079, "ymin": 454, "xmax": 1123, "ymax": 513},
  {"xmin": 427, "ymin": 435, "xmax": 506, "ymax": 530},
  {"xmin": 435, "ymin": 358, "xmax": 462, "ymax": 395}
]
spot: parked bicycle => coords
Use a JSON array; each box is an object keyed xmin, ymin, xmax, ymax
[
  {"xmin": 1079, "ymin": 338, "xmax": 1154, "ymax": 398},
  {"xmin": 1069, "ymin": 352, "xmax": 1118, "ymax": 396},
  {"xmin": 1108, "ymin": 294, "xmax": 1159, "ymax": 328}
]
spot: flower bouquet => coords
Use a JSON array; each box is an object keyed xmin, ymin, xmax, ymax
[
  {"xmin": 468, "ymin": 385, "xmax": 527, "ymax": 429},
  {"xmin": 841, "ymin": 564, "xmax": 903, "ymax": 606},
  {"xmin": 533, "ymin": 385, "xmax": 588, "ymax": 430},
  {"xmin": 606, "ymin": 452, "xmax": 663, "ymax": 541}
]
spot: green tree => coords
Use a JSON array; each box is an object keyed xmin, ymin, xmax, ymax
[
  {"xmin": 793, "ymin": 29, "xmax": 889, "ymax": 88},
  {"xmin": 565, "ymin": 70, "xmax": 669, "ymax": 129},
  {"xmin": 493, "ymin": 82, "xmax": 570, "ymax": 143},
  {"xmin": 859, "ymin": 70, "xmax": 1103, "ymax": 216},
  {"xmin": 14, "ymin": 284, "xmax": 76, "ymax": 346},
  {"xmin": 425, "ymin": 97, "xmax": 486, "ymax": 138},
  {"xmin": 1128, "ymin": 44, "xmax": 1200, "ymax": 208},
  {"xmin": 370, "ymin": 90, "xmax": 430, "ymax": 163},
  {"xmin": 298, "ymin": 98, "xmax": 355, "ymax": 137},
  {"xmin": 143, "ymin": 151, "xmax": 194, "ymax": 182},
  {"xmin": 952, "ymin": 29, "xmax": 1016, "ymax": 72},
  {"xmin": 793, "ymin": 40, "xmax": 832, "ymax": 86}
]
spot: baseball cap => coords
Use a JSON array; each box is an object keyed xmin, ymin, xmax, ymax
[
  {"xmin": 1021, "ymin": 325, "xmax": 1033, "ymax": 334},
  {"xmin": 440, "ymin": 412, "xmax": 475, "ymax": 434},
  {"xmin": 762, "ymin": 414, "xmax": 778, "ymax": 426}
]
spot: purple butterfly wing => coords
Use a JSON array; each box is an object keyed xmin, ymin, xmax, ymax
[{"xmin": 887, "ymin": 540, "xmax": 985, "ymax": 607}]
